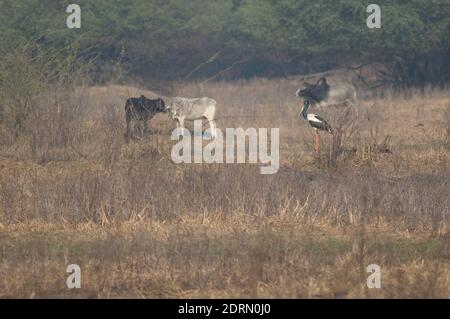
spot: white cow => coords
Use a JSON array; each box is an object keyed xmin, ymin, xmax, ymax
[{"xmin": 166, "ymin": 97, "xmax": 217, "ymax": 139}]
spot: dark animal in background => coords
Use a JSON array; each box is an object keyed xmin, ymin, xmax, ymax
[
  {"xmin": 124, "ymin": 95, "xmax": 166, "ymax": 142},
  {"xmin": 296, "ymin": 77, "xmax": 357, "ymax": 108},
  {"xmin": 297, "ymin": 77, "xmax": 330, "ymax": 103}
]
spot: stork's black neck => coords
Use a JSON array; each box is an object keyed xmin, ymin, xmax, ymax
[{"xmin": 301, "ymin": 100, "xmax": 310, "ymax": 119}]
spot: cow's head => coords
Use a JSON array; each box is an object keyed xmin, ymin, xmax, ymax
[
  {"xmin": 296, "ymin": 82, "xmax": 312, "ymax": 98},
  {"xmin": 296, "ymin": 77, "xmax": 329, "ymax": 103},
  {"xmin": 155, "ymin": 98, "xmax": 167, "ymax": 113},
  {"xmin": 166, "ymin": 100, "xmax": 181, "ymax": 120},
  {"xmin": 165, "ymin": 103, "xmax": 171, "ymax": 111}
]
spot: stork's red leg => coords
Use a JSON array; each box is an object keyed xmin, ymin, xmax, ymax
[{"xmin": 315, "ymin": 130, "xmax": 321, "ymax": 153}]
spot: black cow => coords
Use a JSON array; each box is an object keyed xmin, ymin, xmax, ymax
[
  {"xmin": 124, "ymin": 95, "xmax": 166, "ymax": 142},
  {"xmin": 296, "ymin": 77, "xmax": 330, "ymax": 103},
  {"xmin": 296, "ymin": 77, "xmax": 357, "ymax": 108}
]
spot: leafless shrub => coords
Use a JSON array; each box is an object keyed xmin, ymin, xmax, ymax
[
  {"xmin": 0, "ymin": 41, "xmax": 91, "ymax": 162},
  {"xmin": 310, "ymin": 105, "xmax": 358, "ymax": 169}
]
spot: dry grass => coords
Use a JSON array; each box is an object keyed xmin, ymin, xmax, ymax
[{"xmin": 0, "ymin": 77, "xmax": 449, "ymax": 298}]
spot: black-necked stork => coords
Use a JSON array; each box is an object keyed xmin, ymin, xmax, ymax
[{"xmin": 300, "ymin": 99, "xmax": 333, "ymax": 153}]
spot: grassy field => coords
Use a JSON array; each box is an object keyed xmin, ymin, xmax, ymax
[{"xmin": 0, "ymin": 78, "xmax": 449, "ymax": 298}]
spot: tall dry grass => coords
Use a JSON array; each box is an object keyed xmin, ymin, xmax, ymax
[{"xmin": 0, "ymin": 48, "xmax": 449, "ymax": 298}]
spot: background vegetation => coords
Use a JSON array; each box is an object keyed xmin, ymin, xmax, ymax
[
  {"xmin": 0, "ymin": 0, "xmax": 449, "ymax": 85},
  {"xmin": 0, "ymin": 78, "xmax": 449, "ymax": 298}
]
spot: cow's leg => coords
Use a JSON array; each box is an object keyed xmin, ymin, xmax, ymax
[
  {"xmin": 125, "ymin": 105, "xmax": 133, "ymax": 142},
  {"xmin": 125, "ymin": 118, "xmax": 131, "ymax": 143},
  {"xmin": 208, "ymin": 119, "xmax": 217, "ymax": 139},
  {"xmin": 135, "ymin": 120, "xmax": 142, "ymax": 138},
  {"xmin": 128, "ymin": 108, "xmax": 139, "ymax": 140},
  {"xmin": 137, "ymin": 115, "xmax": 148, "ymax": 139},
  {"xmin": 174, "ymin": 117, "xmax": 184, "ymax": 139},
  {"xmin": 178, "ymin": 117, "xmax": 185, "ymax": 138}
]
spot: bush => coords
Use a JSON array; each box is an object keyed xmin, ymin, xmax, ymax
[{"xmin": 0, "ymin": 41, "xmax": 90, "ymax": 161}]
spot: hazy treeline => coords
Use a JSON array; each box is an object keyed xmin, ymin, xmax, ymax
[{"xmin": 0, "ymin": 0, "xmax": 449, "ymax": 85}]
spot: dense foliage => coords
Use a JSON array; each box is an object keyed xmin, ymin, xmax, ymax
[{"xmin": 0, "ymin": 0, "xmax": 449, "ymax": 85}]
